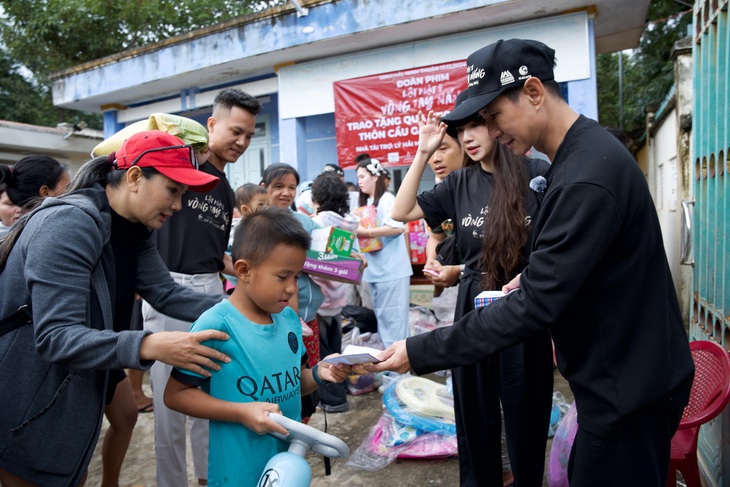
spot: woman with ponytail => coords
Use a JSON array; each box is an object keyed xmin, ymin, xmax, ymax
[
  {"xmin": 355, "ymin": 157, "xmax": 413, "ymax": 348},
  {"xmin": 0, "ymin": 155, "xmax": 70, "ymax": 212},
  {"xmin": 0, "ymin": 131, "xmax": 231, "ymax": 487}
]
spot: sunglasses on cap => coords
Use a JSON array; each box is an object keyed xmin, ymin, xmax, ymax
[{"xmin": 128, "ymin": 144, "xmax": 199, "ymax": 170}]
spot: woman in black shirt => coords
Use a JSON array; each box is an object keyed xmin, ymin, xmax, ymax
[{"xmin": 393, "ymin": 109, "xmax": 553, "ymax": 487}]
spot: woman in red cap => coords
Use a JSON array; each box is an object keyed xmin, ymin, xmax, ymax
[{"xmin": 0, "ymin": 131, "xmax": 230, "ymax": 487}]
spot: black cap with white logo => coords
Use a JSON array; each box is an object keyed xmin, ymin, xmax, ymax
[{"xmin": 444, "ymin": 39, "xmax": 556, "ymax": 123}]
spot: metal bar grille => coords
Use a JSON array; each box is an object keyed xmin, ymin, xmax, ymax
[
  {"xmin": 692, "ymin": 0, "xmax": 729, "ymax": 348},
  {"xmin": 692, "ymin": 1, "xmax": 730, "ymax": 484}
]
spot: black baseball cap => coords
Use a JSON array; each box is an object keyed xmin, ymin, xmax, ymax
[
  {"xmin": 443, "ymin": 90, "xmax": 473, "ymax": 138},
  {"xmin": 321, "ymin": 163, "xmax": 345, "ymax": 177},
  {"xmin": 445, "ymin": 39, "xmax": 556, "ymax": 123}
]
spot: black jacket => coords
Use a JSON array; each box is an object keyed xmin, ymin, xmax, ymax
[{"xmin": 407, "ymin": 116, "xmax": 694, "ymax": 438}]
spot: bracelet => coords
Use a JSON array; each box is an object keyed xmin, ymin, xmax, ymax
[
  {"xmin": 368, "ymin": 228, "xmax": 373, "ymax": 238},
  {"xmin": 311, "ymin": 363, "xmax": 327, "ymax": 386}
]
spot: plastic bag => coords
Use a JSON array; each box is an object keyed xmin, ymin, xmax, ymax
[
  {"xmin": 382, "ymin": 376, "xmax": 456, "ymax": 436},
  {"xmin": 408, "ymin": 304, "xmax": 437, "ymax": 337},
  {"xmin": 431, "ymin": 285, "xmax": 458, "ymax": 325},
  {"xmin": 342, "ymin": 327, "xmax": 383, "ymax": 395},
  {"xmin": 92, "ymin": 113, "xmax": 209, "ymax": 156},
  {"xmin": 341, "ymin": 327, "xmax": 384, "ymax": 351},
  {"xmin": 546, "ymin": 401, "xmax": 578, "ymax": 487},
  {"xmin": 548, "ymin": 391, "xmax": 571, "ymax": 437},
  {"xmin": 346, "ymin": 413, "xmax": 457, "ymax": 471}
]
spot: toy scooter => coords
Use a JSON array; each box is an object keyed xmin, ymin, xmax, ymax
[{"xmin": 257, "ymin": 412, "xmax": 350, "ymax": 487}]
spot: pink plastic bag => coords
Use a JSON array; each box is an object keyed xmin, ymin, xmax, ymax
[{"xmin": 546, "ymin": 401, "xmax": 578, "ymax": 487}]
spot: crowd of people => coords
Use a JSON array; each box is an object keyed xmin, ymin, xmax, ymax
[{"xmin": 0, "ymin": 37, "xmax": 693, "ymax": 487}]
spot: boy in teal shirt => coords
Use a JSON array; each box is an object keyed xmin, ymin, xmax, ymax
[{"xmin": 165, "ymin": 206, "xmax": 350, "ymax": 486}]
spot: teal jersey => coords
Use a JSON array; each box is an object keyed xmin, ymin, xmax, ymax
[{"xmin": 174, "ymin": 300, "xmax": 305, "ymax": 486}]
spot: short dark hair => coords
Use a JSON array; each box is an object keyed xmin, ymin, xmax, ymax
[
  {"xmin": 231, "ymin": 206, "xmax": 311, "ymax": 265},
  {"xmin": 213, "ymin": 88, "xmax": 262, "ymax": 117},
  {"xmin": 311, "ymin": 172, "xmax": 350, "ymax": 216},
  {"xmin": 354, "ymin": 153, "xmax": 371, "ymax": 164},
  {"xmin": 235, "ymin": 183, "xmax": 267, "ymax": 209}
]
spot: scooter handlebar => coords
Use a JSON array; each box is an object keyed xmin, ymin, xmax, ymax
[{"xmin": 267, "ymin": 413, "xmax": 350, "ymax": 459}]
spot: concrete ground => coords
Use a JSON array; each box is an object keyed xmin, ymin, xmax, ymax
[{"xmin": 85, "ymin": 367, "xmax": 573, "ymax": 486}]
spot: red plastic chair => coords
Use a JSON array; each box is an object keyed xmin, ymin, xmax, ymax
[{"xmin": 666, "ymin": 340, "xmax": 730, "ymax": 487}]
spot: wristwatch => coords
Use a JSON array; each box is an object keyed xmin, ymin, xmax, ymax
[{"xmin": 459, "ymin": 264, "xmax": 465, "ymax": 278}]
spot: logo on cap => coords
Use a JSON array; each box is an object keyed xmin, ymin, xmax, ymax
[
  {"xmin": 519, "ymin": 65, "xmax": 529, "ymax": 76},
  {"xmin": 500, "ymin": 70, "xmax": 515, "ymax": 86}
]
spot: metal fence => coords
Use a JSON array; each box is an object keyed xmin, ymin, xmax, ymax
[{"xmin": 691, "ymin": 0, "xmax": 730, "ymax": 484}]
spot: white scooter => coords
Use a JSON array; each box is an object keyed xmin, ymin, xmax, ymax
[{"xmin": 257, "ymin": 412, "xmax": 350, "ymax": 487}]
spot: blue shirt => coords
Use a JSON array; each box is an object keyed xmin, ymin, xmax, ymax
[
  {"xmin": 362, "ymin": 192, "xmax": 413, "ymax": 283},
  {"xmin": 173, "ymin": 300, "xmax": 305, "ymax": 486}
]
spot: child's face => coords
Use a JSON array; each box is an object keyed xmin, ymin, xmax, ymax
[
  {"xmin": 241, "ymin": 193, "xmax": 269, "ymax": 216},
  {"xmin": 237, "ymin": 243, "xmax": 306, "ymax": 319}
]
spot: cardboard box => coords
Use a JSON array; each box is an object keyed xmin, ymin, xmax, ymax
[
  {"xmin": 303, "ymin": 250, "xmax": 365, "ymax": 284},
  {"xmin": 353, "ymin": 205, "xmax": 383, "ymax": 252},
  {"xmin": 474, "ymin": 290, "xmax": 506, "ymax": 308},
  {"xmin": 311, "ymin": 226, "xmax": 356, "ymax": 256},
  {"xmin": 407, "ymin": 219, "xmax": 429, "ymax": 264}
]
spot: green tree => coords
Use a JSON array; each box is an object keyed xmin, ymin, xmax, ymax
[
  {"xmin": 0, "ymin": 49, "xmax": 58, "ymax": 125},
  {"xmin": 0, "ymin": 0, "xmax": 286, "ymax": 127},
  {"xmin": 597, "ymin": 0, "xmax": 692, "ymax": 143}
]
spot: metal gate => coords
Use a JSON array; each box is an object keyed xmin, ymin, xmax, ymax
[{"xmin": 690, "ymin": 1, "xmax": 730, "ymax": 484}]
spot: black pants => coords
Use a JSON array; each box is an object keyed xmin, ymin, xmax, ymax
[
  {"xmin": 567, "ymin": 406, "xmax": 683, "ymax": 486},
  {"xmin": 317, "ymin": 314, "xmax": 347, "ymax": 406},
  {"xmin": 453, "ymin": 272, "xmax": 554, "ymax": 487},
  {"xmin": 452, "ymin": 334, "xmax": 554, "ymax": 487}
]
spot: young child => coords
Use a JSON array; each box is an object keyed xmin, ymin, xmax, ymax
[
  {"xmin": 235, "ymin": 182, "xmax": 269, "ymax": 217},
  {"xmin": 223, "ymin": 183, "xmax": 270, "ymax": 292},
  {"xmin": 164, "ymin": 206, "xmax": 350, "ymax": 486}
]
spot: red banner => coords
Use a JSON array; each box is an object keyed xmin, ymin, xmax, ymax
[{"xmin": 334, "ymin": 61, "xmax": 467, "ymax": 169}]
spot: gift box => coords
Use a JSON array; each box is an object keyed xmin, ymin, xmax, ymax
[
  {"xmin": 303, "ymin": 250, "xmax": 365, "ymax": 284},
  {"xmin": 310, "ymin": 226, "xmax": 356, "ymax": 256},
  {"xmin": 354, "ymin": 205, "xmax": 383, "ymax": 252},
  {"xmin": 407, "ymin": 219, "xmax": 429, "ymax": 264},
  {"xmin": 474, "ymin": 290, "xmax": 506, "ymax": 308}
]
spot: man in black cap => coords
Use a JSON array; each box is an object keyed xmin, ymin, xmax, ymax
[{"xmin": 370, "ymin": 39, "xmax": 694, "ymax": 486}]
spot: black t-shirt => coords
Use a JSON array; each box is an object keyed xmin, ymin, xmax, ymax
[
  {"xmin": 417, "ymin": 161, "xmax": 546, "ymax": 319},
  {"xmin": 418, "ymin": 165, "xmax": 495, "ymax": 272},
  {"xmin": 110, "ymin": 209, "xmax": 151, "ymax": 332},
  {"xmin": 408, "ymin": 116, "xmax": 694, "ymax": 437},
  {"xmin": 154, "ymin": 162, "xmax": 234, "ymax": 274}
]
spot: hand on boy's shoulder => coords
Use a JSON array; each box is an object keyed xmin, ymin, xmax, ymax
[{"xmin": 238, "ymin": 402, "xmax": 288, "ymax": 436}]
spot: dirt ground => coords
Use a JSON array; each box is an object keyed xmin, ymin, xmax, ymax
[{"xmin": 85, "ymin": 367, "xmax": 574, "ymax": 486}]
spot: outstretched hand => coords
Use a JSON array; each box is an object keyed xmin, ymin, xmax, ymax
[
  {"xmin": 365, "ymin": 340, "xmax": 412, "ymax": 374},
  {"xmin": 417, "ymin": 110, "xmax": 448, "ymax": 156},
  {"xmin": 317, "ymin": 356, "xmax": 351, "ymax": 383},
  {"xmin": 139, "ymin": 330, "xmax": 231, "ymax": 377}
]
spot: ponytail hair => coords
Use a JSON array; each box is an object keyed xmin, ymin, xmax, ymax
[
  {"xmin": 0, "ymin": 156, "xmax": 67, "ymax": 208},
  {"xmin": 66, "ymin": 154, "xmax": 157, "ymax": 193},
  {"xmin": 1, "ymin": 154, "xmax": 157, "ymax": 272}
]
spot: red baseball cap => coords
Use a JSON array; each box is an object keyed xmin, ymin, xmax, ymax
[{"xmin": 113, "ymin": 131, "xmax": 219, "ymax": 193}]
